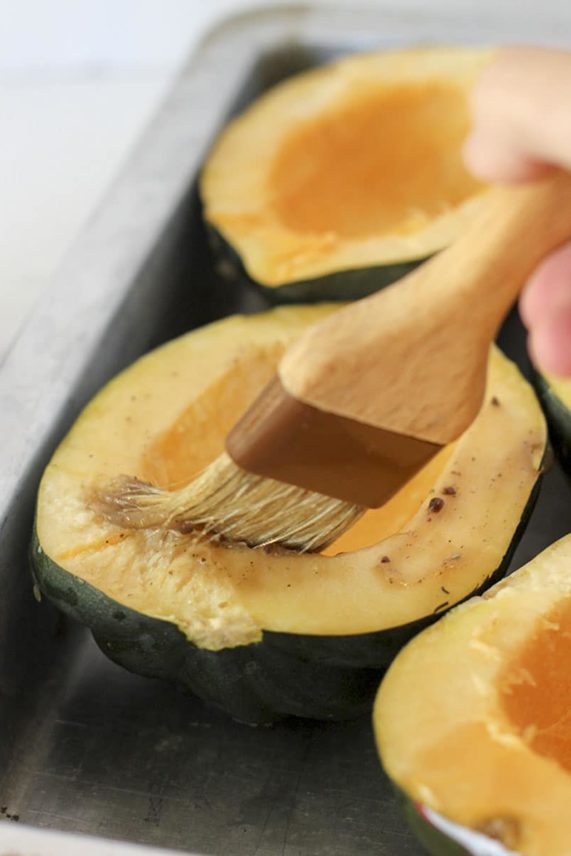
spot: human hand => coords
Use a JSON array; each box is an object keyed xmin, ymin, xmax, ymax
[{"xmin": 463, "ymin": 46, "xmax": 571, "ymax": 376}]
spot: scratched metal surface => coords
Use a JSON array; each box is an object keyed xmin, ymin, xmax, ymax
[{"xmin": 2, "ymin": 5, "xmax": 571, "ymax": 856}]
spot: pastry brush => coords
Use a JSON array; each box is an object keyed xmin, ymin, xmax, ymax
[{"xmin": 97, "ymin": 171, "xmax": 571, "ymax": 551}]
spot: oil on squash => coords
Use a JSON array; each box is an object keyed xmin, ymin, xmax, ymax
[{"xmin": 32, "ymin": 305, "xmax": 545, "ymax": 723}]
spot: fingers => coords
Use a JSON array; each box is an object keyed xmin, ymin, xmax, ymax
[
  {"xmin": 463, "ymin": 132, "xmax": 553, "ymax": 184},
  {"xmin": 464, "ymin": 46, "xmax": 571, "ymax": 182},
  {"xmin": 528, "ymin": 312, "xmax": 571, "ymax": 377},
  {"xmin": 464, "ymin": 47, "xmax": 571, "ymax": 375},
  {"xmin": 520, "ymin": 242, "xmax": 571, "ymax": 327},
  {"xmin": 520, "ymin": 241, "xmax": 571, "ymax": 376}
]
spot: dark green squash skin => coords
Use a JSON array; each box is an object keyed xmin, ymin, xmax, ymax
[
  {"xmin": 29, "ymin": 474, "xmax": 540, "ymax": 725},
  {"xmin": 31, "ymin": 532, "xmax": 378, "ymax": 724},
  {"xmin": 533, "ymin": 371, "xmax": 571, "ymax": 476},
  {"xmin": 207, "ymin": 223, "xmax": 428, "ymax": 304},
  {"xmin": 395, "ymin": 790, "xmax": 516, "ymax": 856}
]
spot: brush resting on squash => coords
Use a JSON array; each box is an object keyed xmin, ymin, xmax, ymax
[{"xmin": 95, "ymin": 170, "xmax": 571, "ymax": 552}]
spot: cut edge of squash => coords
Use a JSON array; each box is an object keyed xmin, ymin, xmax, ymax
[
  {"xmin": 36, "ymin": 306, "xmax": 544, "ymax": 649},
  {"xmin": 375, "ymin": 535, "xmax": 571, "ymax": 856},
  {"xmin": 201, "ymin": 46, "xmax": 494, "ymax": 286}
]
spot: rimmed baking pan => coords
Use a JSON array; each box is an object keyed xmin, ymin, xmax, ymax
[{"xmin": 2, "ymin": 4, "xmax": 571, "ymax": 854}]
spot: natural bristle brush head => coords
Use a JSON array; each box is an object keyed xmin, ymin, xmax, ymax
[
  {"xmin": 92, "ymin": 377, "xmax": 441, "ymax": 553},
  {"xmin": 92, "ymin": 455, "xmax": 365, "ymax": 553}
]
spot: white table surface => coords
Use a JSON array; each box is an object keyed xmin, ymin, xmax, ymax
[
  {"xmin": 2, "ymin": 0, "xmax": 570, "ymax": 362},
  {"xmin": 1, "ymin": 0, "xmax": 250, "ymax": 360}
]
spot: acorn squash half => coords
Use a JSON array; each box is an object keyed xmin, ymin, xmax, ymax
[
  {"xmin": 32, "ymin": 305, "xmax": 545, "ymax": 724},
  {"xmin": 375, "ymin": 535, "xmax": 571, "ymax": 856},
  {"xmin": 201, "ymin": 47, "xmax": 492, "ymax": 303}
]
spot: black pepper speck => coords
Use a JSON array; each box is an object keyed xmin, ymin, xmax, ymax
[{"xmin": 428, "ymin": 497, "xmax": 445, "ymax": 513}]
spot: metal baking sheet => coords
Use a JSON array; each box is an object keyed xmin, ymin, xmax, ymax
[{"xmin": 2, "ymin": 4, "xmax": 571, "ymax": 854}]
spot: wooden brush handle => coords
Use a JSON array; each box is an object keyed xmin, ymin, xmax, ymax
[{"xmin": 280, "ymin": 171, "xmax": 571, "ymax": 444}]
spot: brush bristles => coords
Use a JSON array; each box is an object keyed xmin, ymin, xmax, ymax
[{"xmin": 93, "ymin": 452, "xmax": 365, "ymax": 553}]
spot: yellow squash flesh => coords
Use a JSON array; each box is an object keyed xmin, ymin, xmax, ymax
[
  {"xmin": 376, "ymin": 536, "xmax": 571, "ymax": 856},
  {"xmin": 37, "ymin": 305, "xmax": 544, "ymax": 650},
  {"xmin": 202, "ymin": 47, "xmax": 492, "ymax": 288}
]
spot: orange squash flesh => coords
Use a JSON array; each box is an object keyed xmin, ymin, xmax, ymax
[
  {"xmin": 270, "ymin": 84, "xmax": 482, "ymax": 239},
  {"xmin": 322, "ymin": 444, "xmax": 453, "ymax": 555},
  {"xmin": 35, "ymin": 306, "xmax": 544, "ymax": 650},
  {"xmin": 201, "ymin": 47, "xmax": 492, "ymax": 289},
  {"xmin": 375, "ymin": 536, "xmax": 571, "ymax": 856},
  {"xmin": 501, "ymin": 596, "xmax": 571, "ymax": 776}
]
